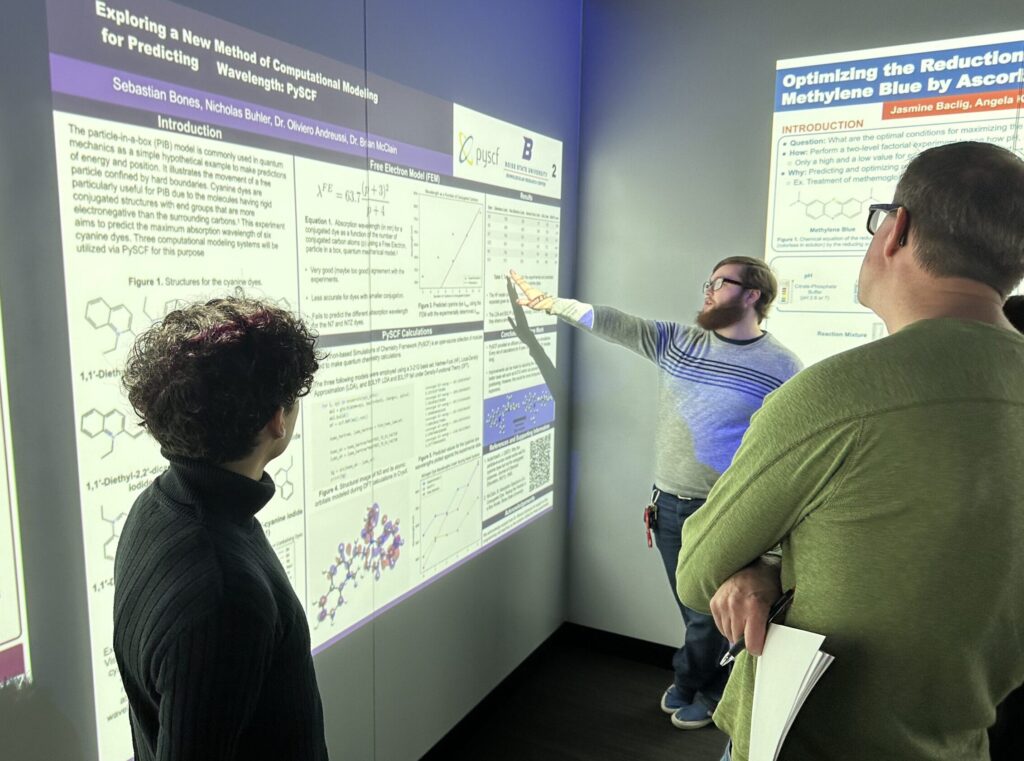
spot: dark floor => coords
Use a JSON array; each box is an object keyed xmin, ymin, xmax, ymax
[{"xmin": 421, "ymin": 624, "xmax": 727, "ymax": 761}]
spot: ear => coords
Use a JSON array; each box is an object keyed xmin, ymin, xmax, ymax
[
  {"xmin": 881, "ymin": 207, "xmax": 911, "ymax": 259},
  {"xmin": 745, "ymin": 288, "xmax": 761, "ymax": 308},
  {"xmin": 265, "ymin": 406, "xmax": 288, "ymax": 440}
]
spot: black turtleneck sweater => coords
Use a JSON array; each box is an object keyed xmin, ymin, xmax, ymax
[{"xmin": 113, "ymin": 455, "xmax": 328, "ymax": 761}]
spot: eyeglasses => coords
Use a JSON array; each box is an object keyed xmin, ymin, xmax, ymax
[
  {"xmin": 702, "ymin": 277, "xmax": 746, "ymax": 294},
  {"xmin": 866, "ymin": 203, "xmax": 904, "ymax": 235}
]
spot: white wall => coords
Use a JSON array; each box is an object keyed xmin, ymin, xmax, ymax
[{"xmin": 569, "ymin": 0, "xmax": 1024, "ymax": 644}]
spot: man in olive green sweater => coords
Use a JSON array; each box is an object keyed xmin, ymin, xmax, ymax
[{"xmin": 676, "ymin": 141, "xmax": 1024, "ymax": 761}]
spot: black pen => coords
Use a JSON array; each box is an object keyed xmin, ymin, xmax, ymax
[{"xmin": 719, "ymin": 588, "xmax": 795, "ymax": 666}]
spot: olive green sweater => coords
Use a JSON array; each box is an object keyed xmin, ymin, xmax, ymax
[{"xmin": 677, "ymin": 318, "xmax": 1024, "ymax": 761}]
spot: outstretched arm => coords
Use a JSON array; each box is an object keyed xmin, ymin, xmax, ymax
[
  {"xmin": 508, "ymin": 269, "xmax": 687, "ymax": 363},
  {"xmin": 508, "ymin": 269, "xmax": 594, "ymax": 327}
]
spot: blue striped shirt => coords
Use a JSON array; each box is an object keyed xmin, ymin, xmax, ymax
[{"xmin": 585, "ymin": 306, "xmax": 803, "ymax": 497}]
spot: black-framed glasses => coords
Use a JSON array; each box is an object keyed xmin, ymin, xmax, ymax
[
  {"xmin": 866, "ymin": 203, "xmax": 903, "ymax": 235},
  {"xmin": 702, "ymin": 277, "xmax": 746, "ymax": 294}
]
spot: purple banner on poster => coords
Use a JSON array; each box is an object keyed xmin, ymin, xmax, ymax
[
  {"xmin": 50, "ymin": 54, "xmax": 451, "ymax": 176},
  {"xmin": 483, "ymin": 383, "xmax": 555, "ymax": 447},
  {"xmin": 0, "ymin": 645, "xmax": 25, "ymax": 682}
]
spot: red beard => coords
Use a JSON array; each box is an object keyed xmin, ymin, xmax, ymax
[{"xmin": 696, "ymin": 302, "xmax": 747, "ymax": 331}]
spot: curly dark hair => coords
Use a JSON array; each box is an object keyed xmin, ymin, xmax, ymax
[{"xmin": 123, "ymin": 295, "xmax": 322, "ymax": 463}]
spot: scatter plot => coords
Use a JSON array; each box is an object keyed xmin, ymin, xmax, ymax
[{"xmin": 416, "ymin": 458, "xmax": 481, "ymax": 573}]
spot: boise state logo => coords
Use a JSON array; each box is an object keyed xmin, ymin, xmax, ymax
[{"xmin": 522, "ymin": 136, "xmax": 534, "ymax": 160}]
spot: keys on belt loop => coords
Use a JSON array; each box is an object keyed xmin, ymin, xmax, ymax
[{"xmin": 643, "ymin": 489, "xmax": 660, "ymax": 548}]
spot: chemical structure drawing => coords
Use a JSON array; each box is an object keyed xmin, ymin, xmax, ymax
[
  {"xmin": 141, "ymin": 297, "xmax": 192, "ymax": 323},
  {"xmin": 790, "ymin": 190, "xmax": 880, "ymax": 221},
  {"xmin": 87, "ymin": 295, "xmax": 299, "ymax": 355},
  {"xmin": 85, "ymin": 296, "xmax": 186, "ymax": 355},
  {"xmin": 142, "ymin": 295, "xmax": 293, "ymax": 318},
  {"xmin": 313, "ymin": 502, "xmax": 404, "ymax": 626},
  {"xmin": 85, "ymin": 297, "xmax": 136, "ymax": 354},
  {"xmin": 101, "ymin": 504, "xmax": 128, "ymax": 561},
  {"xmin": 80, "ymin": 407, "xmax": 144, "ymax": 458},
  {"xmin": 484, "ymin": 387, "xmax": 555, "ymax": 439},
  {"xmin": 274, "ymin": 457, "xmax": 295, "ymax": 500}
]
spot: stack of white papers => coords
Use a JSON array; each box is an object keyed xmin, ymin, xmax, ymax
[{"xmin": 749, "ymin": 623, "xmax": 834, "ymax": 761}]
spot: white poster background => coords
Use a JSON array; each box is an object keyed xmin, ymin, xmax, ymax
[
  {"xmin": 765, "ymin": 30, "xmax": 1024, "ymax": 366},
  {"xmin": 0, "ymin": 297, "xmax": 32, "ymax": 687}
]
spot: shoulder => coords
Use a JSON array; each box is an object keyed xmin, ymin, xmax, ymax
[
  {"xmin": 757, "ymin": 333, "xmax": 804, "ymax": 373},
  {"xmin": 753, "ymin": 321, "xmax": 1024, "ymax": 436},
  {"xmin": 116, "ymin": 492, "xmax": 277, "ymax": 640},
  {"xmin": 659, "ymin": 320, "xmax": 703, "ymax": 344},
  {"xmin": 758, "ymin": 334, "xmax": 900, "ymax": 423}
]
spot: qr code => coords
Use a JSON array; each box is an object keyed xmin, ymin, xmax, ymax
[{"xmin": 529, "ymin": 434, "xmax": 552, "ymax": 491}]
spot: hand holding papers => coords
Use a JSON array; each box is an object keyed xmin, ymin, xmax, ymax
[
  {"xmin": 720, "ymin": 588, "xmax": 795, "ymax": 666},
  {"xmin": 748, "ymin": 624, "xmax": 834, "ymax": 761}
]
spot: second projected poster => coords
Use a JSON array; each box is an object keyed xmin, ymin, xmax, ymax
[
  {"xmin": 45, "ymin": 0, "xmax": 561, "ymax": 758},
  {"xmin": 0, "ymin": 299, "xmax": 32, "ymax": 689},
  {"xmin": 766, "ymin": 30, "xmax": 1024, "ymax": 365}
]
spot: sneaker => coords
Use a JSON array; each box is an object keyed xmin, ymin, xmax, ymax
[
  {"xmin": 671, "ymin": 701, "xmax": 714, "ymax": 730},
  {"xmin": 660, "ymin": 684, "xmax": 694, "ymax": 714}
]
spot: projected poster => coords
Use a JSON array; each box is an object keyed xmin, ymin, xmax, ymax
[
  {"xmin": 44, "ymin": 0, "xmax": 561, "ymax": 758},
  {"xmin": 765, "ymin": 30, "xmax": 1024, "ymax": 365},
  {"xmin": 0, "ymin": 299, "xmax": 32, "ymax": 688}
]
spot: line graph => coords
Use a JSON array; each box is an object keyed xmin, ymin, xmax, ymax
[
  {"xmin": 416, "ymin": 458, "xmax": 481, "ymax": 573},
  {"xmin": 416, "ymin": 194, "xmax": 484, "ymax": 290}
]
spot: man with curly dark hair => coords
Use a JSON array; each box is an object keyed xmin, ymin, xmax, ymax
[{"xmin": 113, "ymin": 295, "xmax": 328, "ymax": 761}]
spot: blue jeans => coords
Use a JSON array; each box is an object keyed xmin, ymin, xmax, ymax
[{"xmin": 652, "ymin": 489, "xmax": 729, "ymax": 707}]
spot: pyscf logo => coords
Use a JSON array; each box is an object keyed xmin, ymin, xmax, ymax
[
  {"xmin": 458, "ymin": 131, "xmax": 475, "ymax": 165},
  {"xmin": 458, "ymin": 131, "xmax": 501, "ymax": 168},
  {"xmin": 522, "ymin": 136, "xmax": 534, "ymax": 160}
]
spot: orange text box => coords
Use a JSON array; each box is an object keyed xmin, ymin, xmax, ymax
[{"xmin": 882, "ymin": 89, "xmax": 1024, "ymax": 120}]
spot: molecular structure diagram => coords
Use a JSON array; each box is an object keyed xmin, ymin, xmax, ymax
[
  {"xmin": 790, "ymin": 190, "xmax": 880, "ymax": 221},
  {"xmin": 143, "ymin": 296, "xmax": 293, "ymax": 317},
  {"xmin": 85, "ymin": 298, "xmax": 135, "ymax": 354},
  {"xmin": 485, "ymin": 388, "xmax": 555, "ymax": 437},
  {"xmin": 274, "ymin": 457, "xmax": 295, "ymax": 500},
  {"xmin": 314, "ymin": 502, "xmax": 404, "ymax": 626},
  {"xmin": 101, "ymin": 504, "xmax": 128, "ymax": 561},
  {"xmin": 141, "ymin": 296, "xmax": 192, "ymax": 323},
  {"xmin": 84, "ymin": 296, "xmax": 187, "ymax": 355},
  {"xmin": 80, "ymin": 408, "xmax": 144, "ymax": 458},
  {"xmin": 86, "ymin": 296, "xmax": 296, "ymax": 354}
]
